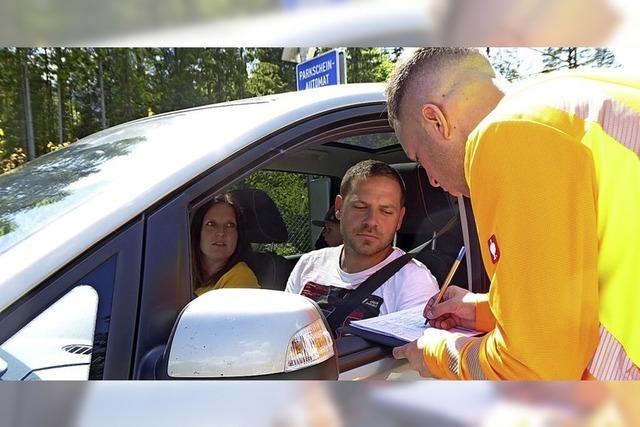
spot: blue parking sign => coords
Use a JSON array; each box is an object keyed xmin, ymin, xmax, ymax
[{"xmin": 296, "ymin": 50, "xmax": 343, "ymax": 91}]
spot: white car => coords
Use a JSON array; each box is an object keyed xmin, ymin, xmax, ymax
[{"xmin": 0, "ymin": 83, "xmax": 489, "ymax": 380}]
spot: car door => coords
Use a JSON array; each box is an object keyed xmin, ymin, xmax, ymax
[
  {"xmin": 131, "ymin": 100, "xmax": 408, "ymax": 379},
  {"xmin": 131, "ymin": 96, "xmax": 489, "ymax": 380},
  {"xmin": 0, "ymin": 219, "xmax": 143, "ymax": 380}
]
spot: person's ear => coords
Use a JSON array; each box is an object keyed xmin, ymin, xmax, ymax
[
  {"xmin": 334, "ymin": 195, "xmax": 343, "ymax": 220},
  {"xmin": 420, "ymin": 104, "xmax": 451, "ymax": 140}
]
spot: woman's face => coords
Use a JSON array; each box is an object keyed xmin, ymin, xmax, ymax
[{"xmin": 199, "ymin": 202, "xmax": 238, "ymax": 268}]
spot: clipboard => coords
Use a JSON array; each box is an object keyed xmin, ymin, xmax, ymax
[
  {"xmin": 341, "ymin": 305, "xmax": 482, "ymax": 348},
  {"xmin": 341, "ymin": 324, "xmax": 408, "ymax": 347}
]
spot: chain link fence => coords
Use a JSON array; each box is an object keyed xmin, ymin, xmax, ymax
[
  {"xmin": 257, "ymin": 212, "xmax": 312, "ymax": 256},
  {"xmin": 245, "ymin": 170, "xmax": 314, "ymax": 256}
]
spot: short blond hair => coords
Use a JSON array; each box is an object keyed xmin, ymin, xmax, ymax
[{"xmin": 385, "ymin": 48, "xmax": 487, "ymax": 124}]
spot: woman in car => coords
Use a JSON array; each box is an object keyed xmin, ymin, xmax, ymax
[{"xmin": 191, "ymin": 192, "xmax": 259, "ymax": 296}]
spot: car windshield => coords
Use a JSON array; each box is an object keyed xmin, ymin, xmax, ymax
[
  {"xmin": 0, "ymin": 130, "xmax": 148, "ymax": 255},
  {"xmin": 0, "ymin": 106, "xmax": 236, "ymax": 255},
  {"xmin": 0, "ymin": 89, "xmax": 284, "ymax": 256},
  {"xmin": 0, "ymin": 86, "xmax": 380, "ymax": 257},
  {"xmin": 0, "ymin": 94, "xmax": 288, "ymax": 257}
]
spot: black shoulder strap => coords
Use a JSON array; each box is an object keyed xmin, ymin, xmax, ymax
[
  {"xmin": 326, "ymin": 252, "xmax": 414, "ymax": 332},
  {"xmin": 326, "ymin": 214, "xmax": 461, "ymax": 332}
]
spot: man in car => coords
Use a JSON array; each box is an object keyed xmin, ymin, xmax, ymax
[
  {"xmin": 387, "ymin": 48, "xmax": 640, "ymax": 379},
  {"xmin": 285, "ymin": 160, "xmax": 439, "ymax": 330},
  {"xmin": 312, "ymin": 205, "xmax": 343, "ymax": 249}
]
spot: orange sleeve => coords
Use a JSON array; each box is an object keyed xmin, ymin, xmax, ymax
[
  {"xmin": 423, "ymin": 117, "xmax": 601, "ymax": 379},
  {"xmin": 474, "ymin": 293, "xmax": 495, "ymax": 332}
]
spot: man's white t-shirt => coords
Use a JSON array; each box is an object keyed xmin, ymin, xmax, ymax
[{"xmin": 285, "ymin": 245, "xmax": 439, "ymax": 326}]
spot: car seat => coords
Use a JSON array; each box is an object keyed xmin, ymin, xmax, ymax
[
  {"xmin": 229, "ymin": 189, "xmax": 295, "ymax": 291},
  {"xmin": 390, "ymin": 162, "xmax": 466, "ymax": 286}
]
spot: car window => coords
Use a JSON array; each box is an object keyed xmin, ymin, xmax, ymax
[
  {"xmin": 186, "ymin": 170, "xmax": 335, "ymax": 294},
  {"xmin": 0, "ymin": 285, "xmax": 98, "ymax": 380},
  {"xmin": 240, "ymin": 170, "xmax": 326, "ymax": 256},
  {"xmin": 0, "ymin": 102, "xmax": 271, "ymax": 257},
  {"xmin": 0, "ymin": 253, "xmax": 120, "ymax": 380},
  {"xmin": 0, "ymin": 135, "xmax": 145, "ymax": 256},
  {"xmin": 334, "ymin": 132, "xmax": 398, "ymax": 151}
]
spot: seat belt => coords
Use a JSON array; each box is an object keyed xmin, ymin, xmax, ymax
[
  {"xmin": 326, "ymin": 252, "xmax": 414, "ymax": 332},
  {"xmin": 326, "ymin": 215, "xmax": 460, "ymax": 332}
]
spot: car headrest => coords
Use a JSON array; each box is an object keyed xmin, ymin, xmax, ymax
[
  {"xmin": 229, "ymin": 189, "xmax": 289, "ymax": 244},
  {"xmin": 390, "ymin": 162, "xmax": 457, "ymax": 235}
]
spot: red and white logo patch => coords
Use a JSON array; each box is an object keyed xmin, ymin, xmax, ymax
[{"xmin": 488, "ymin": 234, "xmax": 500, "ymax": 264}]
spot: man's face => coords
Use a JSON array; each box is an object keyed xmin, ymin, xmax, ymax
[
  {"xmin": 322, "ymin": 222, "xmax": 343, "ymax": 247},
  {"xmin": 393, "ymin": 116, "xmax": 465, "ymax": 198},
  {"xmin": 336, "ymin": 175, "xmax": 405, "ymax": 257}
]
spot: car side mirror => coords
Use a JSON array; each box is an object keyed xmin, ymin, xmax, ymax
[{"xmin": 156, "ymin": 289, "xmax": 338, "ymax": 379}]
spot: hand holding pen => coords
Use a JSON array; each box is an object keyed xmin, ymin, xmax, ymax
[{"xmin": 424, "ymin": 246, "xmax": 467, "ymax": 326}]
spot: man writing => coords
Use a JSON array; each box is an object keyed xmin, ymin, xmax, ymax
[
  {"xmin": 286, "ymin": 160, "xmax": 439, "ymax": 330},
  {"xmin": 387, "ymin": 48, "xmax": 639, "ymax": 379}
]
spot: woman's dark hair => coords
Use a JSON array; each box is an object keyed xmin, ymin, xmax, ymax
[{"xmin": 190, "ymin": 192, "xmax": 252, "ymax": 289}]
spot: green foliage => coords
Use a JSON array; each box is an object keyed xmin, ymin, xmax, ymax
[
  {"xmin": 0, "ymin": 48, "xmax": 23, "ymax": 157},
  {"xmin": 345, "ymin": 48, "xmax": 395, "ymax": 83},
  {"xmin": 313, "ymin": 48, "xmax": 397, "ymax": 84},
  {"xmin": 242, "ymin": 170, "xmax": 311, "ymax": 255},
  {"xmin": 0, "ymin": 47, "xmax": 398, "ymax": 177},
  {"xmin": 1, "ymin": 121, "xmax": 27, "ymax": 172},
  {"xmin": 247, "ymin": 61, "xmax": 288, "ymax": 96},
  {"xmin": 246, "ymin": 48, "xmax": 296, "ymax": 94},
  {"xmin": 0, "ymin": 136, "xmax": 143, "ymax": 241}
]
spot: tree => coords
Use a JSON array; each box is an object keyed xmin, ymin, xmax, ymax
[
  {"xmin": 55, "ymin": 47, "xmax": 66, "ymax": 144},
  {"xmin": 541, "ymin": 48, "xmax": 617, "ymax": 72},
  {"xmin": 247, "ymin": 61, "xmax": 288, "ymax": 96},
  {"xmin": 1, "ymin": 47, "xmax": 402, "ymax": 175},
  {"xmin": 18, "ymin": 48, "xmax": 36, "ymax": 160},
  {"xmin": 97, "ymin": 52, "xmax": 106, "ymax": 129},
  {"xmin": 245, "ymin": 48, "xmax": 296, "ymax": 96},
  {"xmin": 488, "ymin": 48, "xmax": 524, "ymax": 82},
  {"xmin": 0, "ymin": 49, "xmax": 23, "ymax": 160},
  {"xmin": 313, "ymin": 48, "xmax": 397, "ymax": 84},
  {"xmin": 345, "ymin": 48, "xmax": 395, "ymax": 83}
]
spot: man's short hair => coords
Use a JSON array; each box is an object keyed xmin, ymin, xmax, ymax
[
  {"xmin": 340, "ymin": 160, "xmax": 406, "ymax": 206},
  {"xmin": 385, "ymin": 48, "xmax": 486, "ymax": 124}
]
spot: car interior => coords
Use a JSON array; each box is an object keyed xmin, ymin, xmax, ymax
[
  {"xmin": 183, "ymin": 129, "xmax": 492, "ymax": 377},
  {"xmin": 229, "ymin": 187, "xmax": 293, "ymax": 291},
  {"xmin": 190, "ymin": 131, "xmax": 471, "ymax": 295}
]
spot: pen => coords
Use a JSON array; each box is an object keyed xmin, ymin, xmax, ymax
[{"xmin": 425, "ymin": 246, "xmax": 466, "ymax": 325}]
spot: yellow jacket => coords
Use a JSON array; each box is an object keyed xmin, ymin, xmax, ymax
[
  {"xmin": 424, "ymin": 70, "xmax": 640, "ymax": 379},
  {"xmin": 194, "ymin": 261, "xmax": 259, "ymax": 296}
]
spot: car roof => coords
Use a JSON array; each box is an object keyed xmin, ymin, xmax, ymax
[{"xmin": 0, "ymin": 83, "xmax": 387, "ymax": 312}]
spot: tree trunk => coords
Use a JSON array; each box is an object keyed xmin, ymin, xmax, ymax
[
  {"xmin": 568, "ymin": 48, "xmax": 578, "ymax": 69},
  {"xmin": 98, "ymin": 53, "xmax": 107, "ymax": 129},
  {"xmin": 19, "ymin": 49, "xmax": 36, "ymax": 160},
  {"xmin": 124, "ymin": 50, "xmax": 132, "ymax": 119},
  {"xmin": 55, "ymin": 48, "xmax": 65, "ymax": 144},
  {"xmin": 44, "ymin": 48, "xmax": 54, "ymax": 145}
]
